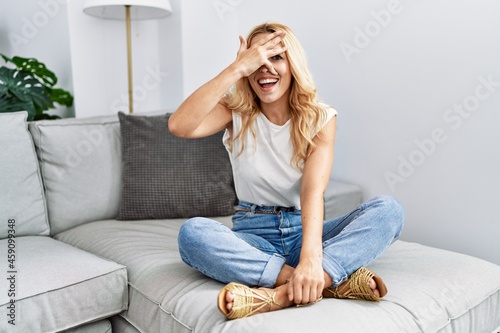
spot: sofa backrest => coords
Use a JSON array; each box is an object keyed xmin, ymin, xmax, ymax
[
  {"xmin": 29, "ymin": 114, "xmax": 122, "ymax": 235},
  {"xmin": 0, "ymin": 111, "xmax": 50, "ymax": 238}
]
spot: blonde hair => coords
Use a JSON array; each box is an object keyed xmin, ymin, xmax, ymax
[{"xmin": 226, "ymin": 22, "xmax": 328, "ymax": 171}]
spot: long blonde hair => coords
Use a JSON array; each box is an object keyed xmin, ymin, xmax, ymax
[{"xmin": 226, "ymin": 22, "xmax": 328, "ymax": 171}]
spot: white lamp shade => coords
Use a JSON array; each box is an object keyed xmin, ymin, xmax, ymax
[{"xmin": 83, "ymin": 0, "xmax": 172, "ymax": 20}]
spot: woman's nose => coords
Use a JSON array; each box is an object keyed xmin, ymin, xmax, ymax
[{"xmin": 259, "ymin": 65, "xmax": 269, "ymax": 73}]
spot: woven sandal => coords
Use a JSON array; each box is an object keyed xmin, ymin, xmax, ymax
[
  {"xmin": 324, "ymin": 267, "xmax": 387, "ymax": 302},
  {"xmin": 217, "ymin": 282, "xmax": 284, "ymax": 319}
]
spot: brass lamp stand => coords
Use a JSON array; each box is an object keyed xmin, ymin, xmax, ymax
[{"xmin": 83, "ymin": 0, "xmax": 173, "ymax": 113}]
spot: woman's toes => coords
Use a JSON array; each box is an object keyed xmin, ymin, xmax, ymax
[
  {"xmin": 369, "ymin": 278, "xmax": 380, "ymax": 297},
  {"xmin": 226, "ymin": 291, "xmax": 234, "ymax": 311}
]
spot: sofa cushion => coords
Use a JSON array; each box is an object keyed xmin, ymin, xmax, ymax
[
  {"xmin": 0, "ymin": 236, "xmax": 128, "ymax": 333},
  {"xmin": 116, "ymin": 112, "xmax": 236, "ymax": 220},
  {"xmin": 29, "ymin": 115, "xmax": 122, "ymax": 235},
  {"xmin": 55, "ymin": 218, "xmax": 500, "ymax": 333},
  {"xmin": 323, "ymin": 179, "xmax": 362, "ymax": 220},
  {"xmin": 60, "ymin": 319, "xmax": 112, "ymax": 333},
  {"xmin": 109, "ymin": 315, "xmax": 140, "ymax": 333},
  {"xmin": 0, "ymin": 111, "xmax": 49, "ymax": 238}
]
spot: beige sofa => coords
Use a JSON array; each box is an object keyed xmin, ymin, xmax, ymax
[{"xmin": 1, "ymin": 110, "xmax": 499, "ymax": 333}]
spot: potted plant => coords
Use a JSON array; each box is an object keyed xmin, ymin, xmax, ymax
[{"xmin": 0, "ymin": 53, "xmax": 73, "ymax": 121}]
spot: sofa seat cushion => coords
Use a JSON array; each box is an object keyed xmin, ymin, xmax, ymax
[
  {"xmin": 60, "ymin": 319, "xmax": 112, "ymax": 333},
  {"xmin": 55, "ymin": 219, "xmax": 500, "ymax": 333},
  {"xmin": 0, "ymin": 236, "xmax": 128, "ymax": 333}
]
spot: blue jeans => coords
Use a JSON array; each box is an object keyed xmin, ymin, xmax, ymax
[{"xmin": 178, "ymin": 195, "xmax": 404, "ymax": 288}]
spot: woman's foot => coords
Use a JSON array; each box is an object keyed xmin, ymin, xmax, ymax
[
  {"xmin": 369, "ymin": 278, "xmax": 381, "ymax": 297},
  {"xmin": 323, "ymin": 276, "xmax": 380, "ymax": 297},
  {"xmin": 221, "ymin": 283, "xmax": 294, "ymax": 317},
  {"xmin": 322, "ymin": 267, "xmax": 387, "ymax": 301}
]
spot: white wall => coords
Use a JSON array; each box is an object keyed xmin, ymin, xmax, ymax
[
  {"xmin": 178, "ymin": 0, "xmax": 239, "ymax": 97},
  {"xmin": 66, "ymin": 0, "xmax": 238, "ymax": 117},
  {"xmin": 0, "ymin": 0, "xmax": 74, "ymax": 118},
  {"xmin": 67, "ymin": 0, "xmax": 182, "ymax": 117},
  {"xmin": 232, "ymin": 0, "xmax": 500, "ymax": 265}
]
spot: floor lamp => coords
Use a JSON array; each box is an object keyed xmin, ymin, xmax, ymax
[{"xmin": 83, "ymin": 0, "xmax": 172, "ymax": 113}]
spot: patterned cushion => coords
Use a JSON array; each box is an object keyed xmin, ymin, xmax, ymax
[{"xmin": 117, "ymin": 112, "xmax": 236, "ymax": 220}]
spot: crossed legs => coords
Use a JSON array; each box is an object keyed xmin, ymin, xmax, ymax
[
  {"xmin": 220, "ymin": 264, "xmax": 384, "ymax": 316},
  {"xmin": 178, "ymin": 196, "xmax": 404, "ymax": 319}
]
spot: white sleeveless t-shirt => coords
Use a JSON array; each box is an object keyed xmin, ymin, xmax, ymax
[{"xmin": 223, "ymin": 106, "xmax": 337, "ymax": 209}]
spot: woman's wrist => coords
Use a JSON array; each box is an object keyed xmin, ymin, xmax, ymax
[
  {"xmin": 223, "ymin": 62, "xmax": 245, "ymax": 82},
  {"xmin": 300, "ymin": 244, "xmax": 323, "ymax": 262}
]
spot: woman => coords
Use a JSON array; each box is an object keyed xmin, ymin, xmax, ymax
[{"xmin": 169, "ymin": 22, "xmax": 404, "ymax": 320}]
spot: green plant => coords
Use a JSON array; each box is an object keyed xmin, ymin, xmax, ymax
[{"xmin": 0, "ymin": 53, "xmax": 73, "ymax": 121}]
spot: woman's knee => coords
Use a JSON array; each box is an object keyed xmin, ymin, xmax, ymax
[
  {"xmin": 371, "ymin": 195, "xmax": 405, "ymax": 238},
  {"xmin": 178, "ymin": 217, "xmax": 215, "ymax": 254}
]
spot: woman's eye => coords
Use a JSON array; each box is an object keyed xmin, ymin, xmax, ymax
[{"xmin": 271, "ymin": 55, "xmax": 283, "ymax": 61}]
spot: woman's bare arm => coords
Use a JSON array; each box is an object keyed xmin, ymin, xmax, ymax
[
  {"xmin": 167, "ymin": 67, "xmax": 237, "ymax": 139},
  {"xmin": 168, "ymin": 32, "xmax": 287, "ymax": 139},
  {"xmin": 288, "ymin": 115, "xmax": 337, "ymax": 304}
]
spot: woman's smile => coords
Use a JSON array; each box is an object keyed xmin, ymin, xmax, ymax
[
  {"xmin": 248, "ymin": 33, "xmax": 292, "ymax": 106},
  {"xmin": 257, "ymin": 77, "xmax": 279, "ymax": 92}
]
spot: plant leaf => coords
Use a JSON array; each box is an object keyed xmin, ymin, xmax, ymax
[
  {"xmin": 50, "ymin": 87, "xmax": 74, "ymax": 107},
  {"xmin": 1, "ymin": 53, "xmax": 73, "ymax": 121},
  {"xmin": 0, "ymin": 67, "xmax": 53, "ymax": 112},
  {"xmin": 34, "ymin": 112, "xmax": 61, "ymax": 121},
  {"xmin": 2, "ymin": 54, "xmax": 57, "ymax": 87},
  {"xmin": 0, "ymin": 53, "xmax": 12, "ymax": 64},
  {"xmin": 0, "ymin": 94, "xmax": 36, "ymax": 120}
]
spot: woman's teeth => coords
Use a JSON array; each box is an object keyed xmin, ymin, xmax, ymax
[{"xmin": 258, "ymin": 78, "xmax": 278, "ymax": 87}]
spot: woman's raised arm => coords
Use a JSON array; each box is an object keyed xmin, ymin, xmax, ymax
[
  {"xmin": 168, "ymin": 32, "xmax": 287, "ymax": 139},
  {"xmin": 167, "ymin": 66, "xmax": 238, "ymax": 139}
]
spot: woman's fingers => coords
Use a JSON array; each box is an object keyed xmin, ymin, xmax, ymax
[
  {"xmin": 263, "ymin": 60, "xmax": 277, "ymax": 75},
  {"xmin": 287, "ymin": 276, "xmax": 323, "ymax": 305},
  {"xmin": 237, "ymin": 35, "xmax": 247, "ymax": 56},
  {"xmin": 287, "ymin": 265, "xmax": 326, "ymax": 304},
  {"xmin": 233, "ymin": 31, "xmax": 287, "ymax": 77},
  {"xmin": 260, "ymin": 31, "xmax": 286, "ymax": 48},
  {"xmin": 287, "ymin": 278, "xmax": 295, "ymax": 302}
]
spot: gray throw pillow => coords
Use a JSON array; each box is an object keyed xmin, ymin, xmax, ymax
[{"xmin": 117, "ymin": 112, "xmax": 236, "ymax": 220}]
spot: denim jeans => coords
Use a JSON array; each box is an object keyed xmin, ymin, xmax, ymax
[{"xmin": 178, "ymin": 195, "xmax": 404, "ymax": 288}]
